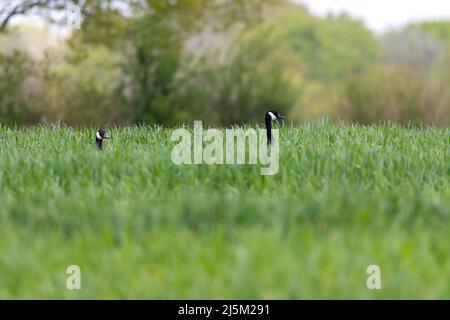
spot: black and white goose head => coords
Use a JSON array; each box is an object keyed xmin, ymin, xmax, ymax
[
  {"xmin": 265, "ymin": 111, "xmax": 285, "ymax": 145},
  {"xmin": 95, "ymin": 129, "xmax": 110, "ymax": 150}
]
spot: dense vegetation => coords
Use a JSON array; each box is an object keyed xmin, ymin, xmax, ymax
[
  {"xmin": 0, "ymin": 0, "xmax": 449, "ymax": 300},
  {"xmin": 0, "ymin": 1, "xmax": 449, "ymax": 126},
  {"xmin": 0, "ymin": 123, "xmax": 448, "ymax": 298}
]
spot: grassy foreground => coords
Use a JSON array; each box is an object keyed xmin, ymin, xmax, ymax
[{"xmin": 0, "ymin": 121, "xmax": 449, "ymax": 299}]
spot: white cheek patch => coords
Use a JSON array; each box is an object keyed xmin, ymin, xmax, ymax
[
  {"xmin": 96, "ymin": 132, "xmax": 103, "ymax": 140},
  {"xmin": 268, "ymin": 112, "xmax": 276, "ymax": 120}
]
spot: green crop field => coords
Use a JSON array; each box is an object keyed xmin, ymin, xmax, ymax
[{"xmin": 0, "ymin": 121, "xmax": 449, "ymax": 299}]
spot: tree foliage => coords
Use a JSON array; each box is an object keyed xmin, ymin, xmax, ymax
[{"xmin": 0, "ymin": 1, "xmax": 449, "ymax": 126}]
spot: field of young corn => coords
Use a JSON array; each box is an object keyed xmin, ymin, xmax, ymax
[{"xmin": 0, "ymin": 121, "xmax": 448, "ymax": 298}]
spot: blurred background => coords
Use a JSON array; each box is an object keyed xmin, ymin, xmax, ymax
[{"xmin": 1, "ymin": 0, "xmax": 449, "ymax": 127}]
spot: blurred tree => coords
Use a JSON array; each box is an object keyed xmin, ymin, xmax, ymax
[
  {"xmin": 276, "ymin": 7, "xmax": 378, "ymax": 82},
  {"xmin": 2, "ymin": 0, "xmax": 447, "ymax": 127},
  {"xmin": 0, "ymin": 0, "xmax": 78, "ymax": 32},
  {"xmin": 35, "ymin": 47, "xmax": 124, "ymax": 125},
  {"xmin": 116, "ymin": 0, "xmax": 287, "ymax": 124},
  {"xmin": 176, "ymin": 23, "xmax": 303, "ymax": 125},
  {"xmin": 410, "ymin": 21, "xmax": 450, "ymax": 45},
  {"xmin": 119, "ymin": 14, "xmax": 182, "ymax": 124},
  {"xmin": 0, "ymin": 51, "xmax": 34, "ymax": 124},
  {"xmin": 337, "ymin": 64, "xmax": 450, "ymax": 125},
  {"xmin": 271, "ymin": 5, "xmax": 378, "ymax": 122},
  {"xmin": 0, "ymin": 0, "xmax": 134, "ymax": 36},
  {"xmin": 382, "ymin": 28, "xmax": 445, "ymax": 74}
]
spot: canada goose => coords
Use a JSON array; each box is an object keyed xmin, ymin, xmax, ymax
[
  {"xmin": 265, "ymin": 111, "xmax": 284, "ymax": 145},
  {"xmin": 95, "ymin": 129, "xmax": 110, "ymax": 150}
]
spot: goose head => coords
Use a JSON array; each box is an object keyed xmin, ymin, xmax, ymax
[
  {"xmin": 265, "ymin": 111, "xmax": 285, "ymax": 145},
  {"xmin": 96, "ymin": 129, "xmax": 110, "ymax": 150}
]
